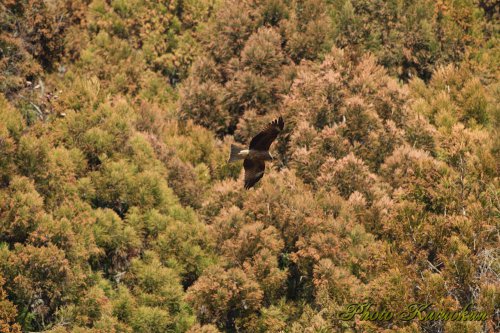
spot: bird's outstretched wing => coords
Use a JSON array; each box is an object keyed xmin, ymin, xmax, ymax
[
  {"xmin": 249, "ymin": 116, "xmax": 284, "ymax": 151},
  {"xmin": 243, "ymin": 158, "xmax": 265, "ymax": 189}
]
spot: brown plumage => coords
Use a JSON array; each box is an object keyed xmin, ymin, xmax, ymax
[
  {"xmin": 243, "ymin": 158, "xmax": 265, "ymax": 189},
  {"xmin": 228, "ymin": 116, "xmax": 285, "ymax": 189},
  {"xmin": 249, "ymin": 116, "xmax": 284, "ymax": 151}
]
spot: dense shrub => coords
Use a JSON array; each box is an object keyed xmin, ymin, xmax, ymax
[{"xmin": 0, "ymin": 0, "xmax": 497, "ymax": 332}]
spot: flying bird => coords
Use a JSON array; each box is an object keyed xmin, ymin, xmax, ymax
[{"xmin": 228, "ymin": 116, "xmax": 284, "ymax": 189}]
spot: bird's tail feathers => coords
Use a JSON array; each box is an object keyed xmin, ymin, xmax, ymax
[{"xmin": 228, "ymin": 144, "xmax": 245, "ymax": 163}]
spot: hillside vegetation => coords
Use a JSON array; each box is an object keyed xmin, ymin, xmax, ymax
[{"xmin": 0, "ymin": 0, "xmax": 498, "ymax": 332}]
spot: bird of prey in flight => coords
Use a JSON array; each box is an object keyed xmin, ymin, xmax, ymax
[{"xmin": 228, "ymin": 116, "xmax": 284, "ymax": 189}]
